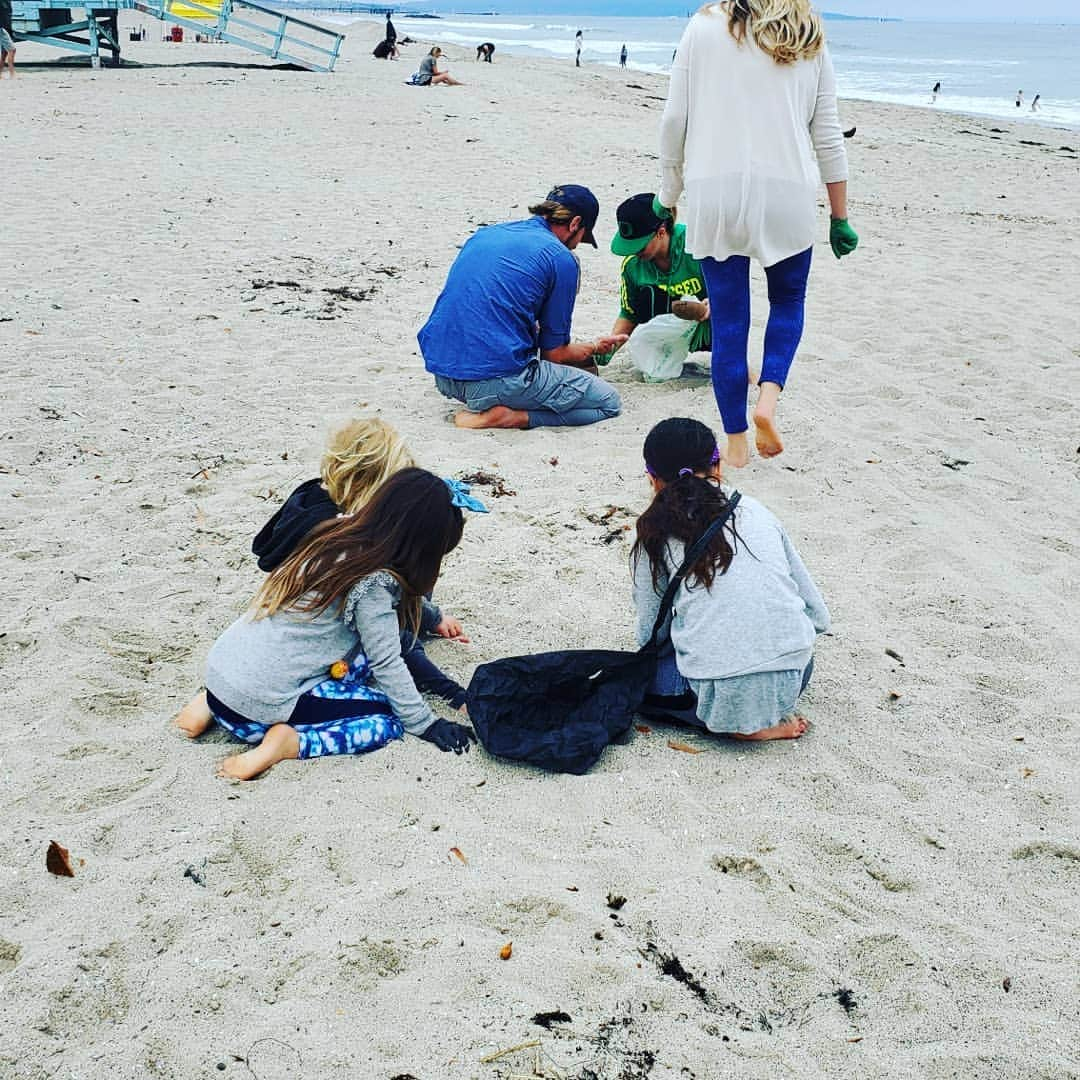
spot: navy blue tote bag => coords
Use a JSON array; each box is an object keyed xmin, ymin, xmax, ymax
[{"xmin": 466, "ymin": 494, "xmax": 741, "ymax": 774}]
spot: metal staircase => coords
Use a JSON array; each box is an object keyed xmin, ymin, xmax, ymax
[{"xmin": 11, "ymin": 0, "xmax": 345, "ymax": 71}]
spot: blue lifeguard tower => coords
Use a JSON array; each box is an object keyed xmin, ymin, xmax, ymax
[{"xmin": 10, "ymin": 0, "xmax": 345, "ymax": 71}]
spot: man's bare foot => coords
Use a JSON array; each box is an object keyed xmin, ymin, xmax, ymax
[
  {"xmin": 752, "ymin": 412, "xmax": 784, "ymax": 458},
  {"xmin": 723, "ymin": 431, "xmax": 750, "ymax": 468},
  {"xmin": 217, "ymin": 723, "xmax": 300, "ymax": 781},
  {"xmin": 729, "ymin": 715, "xmax": 809, "ymax": 741},
  {"xmin": 671, "ymin": 297, "xmax": 708, "ymax": 322},
  {"xmin": 176, "ymin": 691, "xmax": 213, "ymax": 738},
  {"xmin": 454, "ymin": 405, "xmax": 529, "ymax": 430}
]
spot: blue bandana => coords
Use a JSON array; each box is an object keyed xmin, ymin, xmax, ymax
[{"xmin": 443, "ymin": 477, "xmax": 489, "ymax": 513}]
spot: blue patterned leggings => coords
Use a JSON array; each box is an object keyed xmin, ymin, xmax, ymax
[{"xmin": 207, "ymin": 654, "xmax": 403, "ymax": 760}]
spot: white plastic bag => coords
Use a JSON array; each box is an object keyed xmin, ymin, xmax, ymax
[{"xmin": 623, "ymin": 314, "xmax": 698, "ymax": 383}]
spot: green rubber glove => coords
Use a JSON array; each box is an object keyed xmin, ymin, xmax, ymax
[{"xmin": 829, "ymin": 217, "xmax": 859, "ymax": 259}]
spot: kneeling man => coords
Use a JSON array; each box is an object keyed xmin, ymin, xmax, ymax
[{"xmin": 419, "ymin": 185, "xmax": 626, "ymax": 430}]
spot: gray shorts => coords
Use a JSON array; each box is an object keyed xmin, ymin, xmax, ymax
[
  {"xmin": 434, "ymin": 358, "xmax": 620, "ymax": 429},
  {"xmin": 0, "ymin": 29, "xmax": 15, "ymax": 52}
]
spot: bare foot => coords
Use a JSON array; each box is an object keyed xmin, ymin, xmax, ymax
[
  {"xmin": 175, "ymin": 691, "xmax": 212, "ymax": 738},
  {"xmin": 217, "ymin": 723, "xmax": 300, "ymax": 780},
  {"xmin": 729, "ymin": 715, "xmax": 809, "ymax": 741},
  {"xmin": 453, "ymin": 405, "xmax": 530, "ymax": 430},
  {"xmin": 752, "ymin": 412, "xmax": 784, "ymax": 458},
  {"xmin": 458, "ymin": 703, "xmax": 470, "ymax": 717},
  {"xmin": 723, "ymin": 431, "xmax": 750, "ymax": 468}
]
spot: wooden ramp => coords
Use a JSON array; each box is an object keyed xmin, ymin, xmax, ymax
[{"xmin": 10, "ymin": 0, "xmax": 345, "ymax": 71}]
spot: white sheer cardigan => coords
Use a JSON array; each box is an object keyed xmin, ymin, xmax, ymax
[{"xmin": 659, "ymin": 6, "xmax": 848, "ymax": 267}]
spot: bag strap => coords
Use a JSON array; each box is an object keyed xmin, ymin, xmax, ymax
[{"xmin": 646, "ymin": 491, "xmax": 741, "ymax": 647}]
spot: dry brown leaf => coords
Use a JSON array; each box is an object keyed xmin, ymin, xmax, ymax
[
  {"xmin": 634, "ymin": 723, "xmax": 652, "ymax": 734},
  {"xmin": 499, "ymin": 941, "xmax": 513, "ymax": 960},
  {"xmin": 667, "ymin": 740, "xmax": 704, "ymax": 754},
  {"xmin": 46, "ymin": 840, "xmax": 75, "ymax": 877},
  {"xmin": 449, "ymin": 846, "xmax": 468, "ymax": 865},
  {"xmin": 847, "ymin": 1036, "xmax": 864, "ymax": 1043},
  {"xmin": 1021, "ymin": 768, "xmax": 1035, "ymax": 779}
]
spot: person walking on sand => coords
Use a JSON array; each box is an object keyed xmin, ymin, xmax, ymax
[
  {"xmin": 657, "ymin": 0, "xmax": 856, "ymax": 468},
  {"xmin": 632, "ymin": 418, "xmax": 829, "ymax": 740},
  {"xmin": 1031, "ymin": 93, "xmax": 1040, "ymax": 112},
  {"xmin": 575, "ymin": 29, "xmax": 582, "ymax": 67},
  {"xmin": 419, "ymin": 185, "xmax": 626, "ymax": 430},
  {"xmin": 930, "ymin": 80, "xmax": 940, "ymax": 103},
  {"xmin": 0, "ymin": 0, "xmax": 16, "ymax": 79},
  {"xmin": 1015, "ymin": 89, "xmax": 1023, "ymax": 108},
  {"xmin": 620, "ymin": 43, "xmax": 628, "ymax": 68},
  {"xmin": 175, "ymin": 470, "xmax": 477, "ymax": 780}
]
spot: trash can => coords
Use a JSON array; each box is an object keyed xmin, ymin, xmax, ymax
[{"xmin": 171, "ymin": 25, "xmax": 183, "ymax": 42}]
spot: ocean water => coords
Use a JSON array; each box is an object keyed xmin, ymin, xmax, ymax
[{"xmin": 349, "ymin": 12, "xmax": 1080, "ymax": 131}]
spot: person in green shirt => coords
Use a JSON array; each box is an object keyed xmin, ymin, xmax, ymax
[{"xmin": 601, "ymin": 193, "xmax": 711, "ymax": 366}]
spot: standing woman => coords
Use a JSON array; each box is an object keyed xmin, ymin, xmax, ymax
[{"xmin": 658, "ymin": 0, "xmax": 857, "ymax": 467}]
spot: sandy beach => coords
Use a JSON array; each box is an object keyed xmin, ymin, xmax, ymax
[{"xmin": 1, "ymin": 15, "xmax": 1079, "ymax": 1079}]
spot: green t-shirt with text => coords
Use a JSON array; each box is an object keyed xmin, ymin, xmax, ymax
[{"xmin": 618, "ymin": 223, "xmax": 710, "ymax": 352}]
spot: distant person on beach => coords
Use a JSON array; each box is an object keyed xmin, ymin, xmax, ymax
[
  {"xmin": 476, "ymin": 41, "xmax": 495, "ymax": 62},
  {"xmin": 175, "ymin": 469, "xmax": 477, "ymax": 780},
  {"xmin": 1016, "ymin": 89, "xmax": 1023, "ymax": 108},
  {"xmin": 658, "ymin": 0, "xmax": 856, "ymax": 467},
  {"xmin": 385, "ymin": 13, "xmax": 396, "ymax": 48},
  {"xmin": 620, "ymin": 44, "xmax": 628, "ymax": 68},
  {"xmin": 419, "ymin": 184, "xmax": 626, "ymax": 430},
  {"xmin": 575, "ymin": 29, "xmax": 582, "ymax": 67},
  {"xmin": 930, "ymin": 80, "xmax": 941, "ymax": 103},
  {"xmin": 1031, "ymin": 93, "xmax": 1040, "ymax": 112},
  {"xmin": 632, "ymin": 418, "xmax": 829, "ymax": 740},
  {"xmin": 0, "ymin": 0, "xmax": 16, "ymax": 79},
  {"xmin": 597, "ymin": 193, "xmax": 711, "ymax": 368},
  {"xmin": 373, "ymin": 38, "xmax": 399, "ymax": 60},
  {"xmin": 413, "ymin": 46, "xmax": 461, "ymax": 86}
]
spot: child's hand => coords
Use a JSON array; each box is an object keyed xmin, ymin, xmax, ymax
[{"xmin": 435, "ymin": 616, "xmax": 470, "ymax": 643}]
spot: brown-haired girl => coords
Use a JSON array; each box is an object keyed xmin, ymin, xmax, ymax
[
  {"xmin": 632, "ymin": 418, "xmax": 829, "ymax": 740},
  {"xmin": 177, "ymin": 469, "xmax": 475, "ymax": 779}
]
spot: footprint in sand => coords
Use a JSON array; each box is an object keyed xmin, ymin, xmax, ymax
[{"xmin": 711, "ymin": 854, "xmax": 770, "ymax": 887}]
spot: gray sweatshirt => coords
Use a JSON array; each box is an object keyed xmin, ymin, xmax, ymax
[
  {"xmin": 632, "ymin": 494, "xmax": 829, "ymax": 679},
  {"xmin": 205, "ymin": 572, "xmax": 437, "ymax": 734}
]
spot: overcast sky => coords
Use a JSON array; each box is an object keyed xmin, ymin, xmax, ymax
[{"xmin": 826, "ymin": 0, "xmax": 1078, "ymax": 18}]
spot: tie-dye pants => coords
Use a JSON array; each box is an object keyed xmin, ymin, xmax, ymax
[{"xmin": 207, "ymin": 652, "xmax": 404, "ymax": 760}]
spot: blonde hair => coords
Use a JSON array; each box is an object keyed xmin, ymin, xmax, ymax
[
  {"xmin": 707, "ymin": 0, "xmax": 824, "ymax": 65},
  {"xmin": 319, "ymin": 418, "xmax": 415, "ymax": 515},
  {"xmin": 527, "ymin": 199, "xmax": 578, "ymax": 226}
]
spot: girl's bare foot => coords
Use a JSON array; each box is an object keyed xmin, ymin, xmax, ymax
[
  {"xmin": 723, "ymin": 431, "xmax": 750, "ymax": 468},
  {"xmin": 454, "ymin": 405, "xmax": 529, "ymax": 430},
  {"xmin": 752, "ymin": 412, "xmax": 784, "ymax": 458},
  {"xmin": 729, "ymin": 715, "xmax": 809, "ymax": 741},
  {"xmin": 176, "ymin": 691, "xmax": 213, "ymax": 738},
  {"xmin": 753, "ymin": 381, "xmax": 784, "ymax": 458},
  {"xmin": 218, "ymin": 724, "xmax": 300, "ymax": 780}
]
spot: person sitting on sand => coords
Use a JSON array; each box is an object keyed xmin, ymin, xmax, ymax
[
  {"xmin": 414, "ymin": 47, "xmax": 461, "ymax": 86},
  {"xmin": 175, "ymin": 469, "xmax": 476, "ymax": 780},
  {"xmin": 597, "ymin": 193, "xmax": 711, "ymax": 369},
  {"xmin": 419, "ymin": 185, "xmax": 626, "ymax": 430},
  {"xmin": 632, "ymin": 418, "xmax": 829, "ymax": 741},
  {"xmin": 0, "ymin": 0, "xmax": 16, "ymax": 79},
  {"xmin": 250, "ymin": 418, "xmax": 472, "ymax": 712},
  {"xmin": 178, "ymin": 418, "xmax": 475, "ymax": 744}
]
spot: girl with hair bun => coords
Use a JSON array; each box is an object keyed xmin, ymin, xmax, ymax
[{"xmin": 631, "ymin": 418, "xmax": 829, "ymax": 740}]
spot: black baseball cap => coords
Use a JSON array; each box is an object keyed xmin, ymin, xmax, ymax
[
  {"xmin": 611, "ymin": 192, "xmax": 671, "ymax": 256},
  {"xmin": 547, "ymin": 184, "xmax": 599, "ymax": 247}
]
